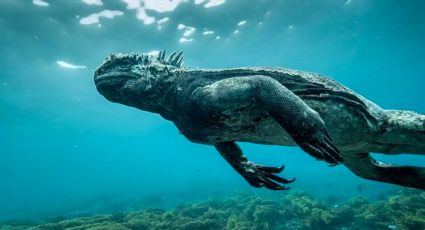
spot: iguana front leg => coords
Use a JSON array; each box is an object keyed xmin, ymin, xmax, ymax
[
  {"xmin": 215, "ymin": 141, "xmax": 295, "ymax": 190},
  {"xmin": 200, "ymin": 75, "xmax": 343, "ymax": 164}
]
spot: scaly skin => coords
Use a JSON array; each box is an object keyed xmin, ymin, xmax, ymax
[{"xmin": 94, "ymin": 51, "xmax": 425, "ymax": 190}]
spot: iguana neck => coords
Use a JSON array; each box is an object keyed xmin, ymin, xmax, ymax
[
  {"xmin": 156, "ymin": 73, "xmax": 180, "ymax": 120},
  {"xmin": 135, "ymin": 70, "xmax": 180, "ymax": 121}
]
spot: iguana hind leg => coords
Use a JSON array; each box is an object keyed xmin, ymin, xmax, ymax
[{"xmin": 343, "ymin": 152, "xmax": 425, "ymax": 190}]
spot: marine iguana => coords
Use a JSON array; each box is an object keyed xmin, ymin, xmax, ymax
[{"xmin": 94, "ymin": 51, "xmax": 425, "ymax": 190}]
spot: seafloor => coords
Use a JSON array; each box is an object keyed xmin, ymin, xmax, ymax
[{"xmin": 1, "ymin": 189, "xmax": 424, "ymax": 230}]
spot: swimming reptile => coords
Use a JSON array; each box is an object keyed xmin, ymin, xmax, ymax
[{"xmin": 94, "ymin": 51, "xmax": 425, "ymax": 190}]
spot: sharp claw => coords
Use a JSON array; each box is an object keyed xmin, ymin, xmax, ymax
[
  {"xmin": 323, "ymin": 139, "xmax": 343, "ymax": 159},
  {"xmin": 323, "ymin": 154, "xmax": 338, "ymax": 164},
  {"xmin": 323, "ymin": 137, "xmax": 344, "ymax": 162},
  {"xmin": 244, "ymin": 163, "xmax": 295, "ymax": 191},
  {"xmin": 321, "ymin": 130, "xmax": 344, "ymax": 162},
  {"xmin": 318, "ymin": 147, "xmax": 338, "ymax": 164},
  {"xmin": 328, "ymin": 141, "xmax": 341, "ymax": 155},
  {"xmin": 325, "ymin": 147, "xmax": 342, "ymax": 163},
  {"xmin": 324, "ymin": 139, "xmax": 338, "ymax": 153},
  {"xmin": 257, "ymin": 164, "xmax": 285, "ymax": 173},
  {"xmin": 249, "ymin": 181, "xmax": 263, "ymax": 188},
  {"xmin": 314, "ymin": 143, "xmax": 339, "ymax": 164},
  {"xmin": 304, "ymin": 144, "xmax": 325, "ymax": 160},
  {"xmin": 266, "ymin": 174, "xmax": 294, "ymax": 184},
  {"xmin": 323, "ymin": 129, "xmax": 333, "ymax": 141},
  {"xmin": 333, "ymin": 152, "xmax": 344, "ymax": 162},
  {"xmin": 262, "ymin": 178, "xmax": 285, "ymax": 190},
  {"xmin": 324, "ymin": 152, "xmax": 339, "ymax": 164}
]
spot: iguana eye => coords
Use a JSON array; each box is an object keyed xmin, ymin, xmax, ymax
[{"xmin": 120, "ymin": 60, "xmax": 133, "ymax": 69}]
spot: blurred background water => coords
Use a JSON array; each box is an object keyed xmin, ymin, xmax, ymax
[{"xmin": 0, "ymin": 0, "xmax": 424, "ymax": 221}]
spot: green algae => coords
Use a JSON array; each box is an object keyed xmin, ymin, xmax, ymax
[{"xmin": 1, "ymin": 189, "xmax": 424, "ymax": 230}]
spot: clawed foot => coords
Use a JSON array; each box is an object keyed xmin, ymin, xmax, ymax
[
  {"xmin": 298, "ymin": 126, "xmax": 344, "ymax": 165},
  {"xmin": 238, "ymin": 162, "xmax": 295, "ymax": 190}
]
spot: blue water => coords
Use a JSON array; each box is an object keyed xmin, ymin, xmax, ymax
[{"xmin": 1, "ymin": 0, "xmax": 424, "ymax": 222}]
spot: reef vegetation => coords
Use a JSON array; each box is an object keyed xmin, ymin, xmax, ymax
[{"xmin": 1, "ymin": 189, "xmax": 424, "ymax": 230}]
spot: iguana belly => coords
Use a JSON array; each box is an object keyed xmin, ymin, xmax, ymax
[
  {"xmin": 177, "ymin": 68, "xmax": 382, "ymax": 152},
  {"xmin": 182, "ymin": 98, "xmax": 375, "ymax": 153}
]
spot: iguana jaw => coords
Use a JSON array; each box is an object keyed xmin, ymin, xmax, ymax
[
  {"xmin": 94, "ymin": 72, "xmax": 138, "ymax": 86},
  {"xmin": 94, "ymin": 69, "xmax": 141, "ymax": 104}
]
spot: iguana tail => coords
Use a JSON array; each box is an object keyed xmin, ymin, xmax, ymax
[{"xmin": 374, "ymin": 110, "xmax": 425, "ymax": 154}]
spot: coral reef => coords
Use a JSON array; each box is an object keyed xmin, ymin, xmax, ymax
[{"xmin": 1, "ymin": 189, "xmax": 424, "ymax": 230}]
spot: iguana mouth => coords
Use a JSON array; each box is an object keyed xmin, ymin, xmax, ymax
[{"xmin": 94, "ymin": 72, "xmax": 138, "ymax": 85}]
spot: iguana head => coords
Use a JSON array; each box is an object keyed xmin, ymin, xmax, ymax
[{"xmin": 94, "ymin": 50, "xmax": 183, "ymax": 113}]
